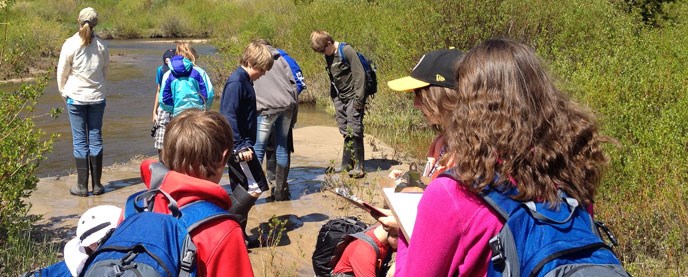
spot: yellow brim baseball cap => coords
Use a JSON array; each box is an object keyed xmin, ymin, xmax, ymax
[
  {"xmin": 387, "ymin": 76, "xmax": 430, "ymax": 92},
  {"xmin": 387, "ymin": 49, "xmax": 464, "ymax": 92}
]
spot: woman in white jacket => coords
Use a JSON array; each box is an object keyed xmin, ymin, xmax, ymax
[{"xmin": 57, "ymin": 7, "xmax": 109, "ymax": 197}]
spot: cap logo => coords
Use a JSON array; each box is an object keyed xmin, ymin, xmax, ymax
[{"xmin": 436, "ymin": 74, "xmax": 446, "ymax": 82}]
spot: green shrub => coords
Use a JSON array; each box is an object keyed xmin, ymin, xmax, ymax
[{"xmin": 0, "ymin": 77, "xmax": 56, "ymax": 241}]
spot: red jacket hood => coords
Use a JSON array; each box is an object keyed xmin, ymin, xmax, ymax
[{"xmin": 139, "ymin": 159, "xmax": 232, "ymax": 210}]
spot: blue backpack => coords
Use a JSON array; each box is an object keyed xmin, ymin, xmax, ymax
[
  {"xmin": 79, "ymin": 163, "xmax": 236, "ymax": 277},
  {"xmin": 276, "ymin": 48, "xmax": 306, "ymax": 94},
  {"xmin": 481, "ymin": 186, "xmax": 629, "ymax": 277},
  {"xmin": 337, "ymin": 42, "xmax": 378, "ymax": 97},
  {"xmin": 22, "ymin": 261, "xmax": 71, "ymax": 277}
]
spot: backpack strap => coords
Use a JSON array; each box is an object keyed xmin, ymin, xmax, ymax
[
  {"xmin": 123, "ymin": 190, "xmax": 146, "ymax": 218},
  {"xmin": 178, "ymin": 200, "xmax": 239, "ymax": 232},
  {"xmin": 438, "ymin": 170, "xmax": 579, "ymax": 223},
  {"xmin": 149, "ymin": 162, "xmax": 169, "ymax": 190},
  {"xmin": 276, "ymin": 48, "xmax": 287, "ymax": 58},
  {"xmin": 525, "ymin": 191, "xmax": 579, "ymax": 224},
  {"xmin": 176, "ymin": 201, "xmax": 239, "ymax": 277},
  {"xmin": 483, "ymin": 188, "xmax": 580, "ymax": 224},
  {"xmin": 123, "ymin": 162, "xmax": 171, "ymax": 218},
  {"xmin": 437, "ymin": 170, "xmax": 513, "ymax": 219},
  {"xmin": 349, "ymin": 230, "xmax": 393, "ymax": 277},
  {"xmin": 338, "ymin": 42, "xmax": 349, "ymax": 65},
  {"xmin": 349, "ymin": 231, "xmax": 381, "ymax": 260}
]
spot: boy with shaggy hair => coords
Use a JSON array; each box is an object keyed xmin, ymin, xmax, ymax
[
  {"xmin": 310, "ymin": 30, "xmax": 367, "ymax": 178},
  {"xmin": 141, "ymin": 109, "xmax": 254, "ymax": 276},
  {"xmin": 220, "ymin": 40, "xmax": 274, "ymax": 247}
]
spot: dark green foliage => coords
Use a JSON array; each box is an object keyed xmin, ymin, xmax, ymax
[
  {"xmin": 618, "ymin": 0, "xmax": 677, "ymax": 26},
  {"xmin": 0, "ymin": 77, "xmax": 55, "ymax": 242},
  {"xmin": 0, "ymin": 75, "xmax": 59, "ymax": 276}
]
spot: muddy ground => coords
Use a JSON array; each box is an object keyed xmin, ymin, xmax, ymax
[{"xmin": 29, "ymin": 125, "xmax": 415, "ymax": 276}]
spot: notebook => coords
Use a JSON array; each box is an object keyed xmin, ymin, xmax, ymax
[{"xmin": 382, "ymin": 187, "xmax": 423, "ymax": 239}]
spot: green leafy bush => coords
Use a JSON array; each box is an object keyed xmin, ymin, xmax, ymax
[
  {"xmin": 0, "ymin": 74, "xmax": 58, "ymax": 276},
  {"xmin": 0, "ymin": 77, "xmax": 55, "ymax": 242}
]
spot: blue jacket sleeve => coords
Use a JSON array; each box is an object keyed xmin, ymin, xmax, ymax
[
  {"xmin": 197, "ymin": 68, "xmax": 214, "ymax": 110},
  {"xmin": 220, "ymin": 80, "xmax": 248, "ymax": 150},
  {"xmin": 204, "ymin": 72, "xmax": 214, "ymax": 109}
]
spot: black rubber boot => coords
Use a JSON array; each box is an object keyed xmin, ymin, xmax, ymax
[
  {"xmin": 228, "ymin": 185, "xmax": 259, "ymax": 247},
  {"xmin": 265, "ymin": 187, "xmax": 276, "ymax": 203},
  {"xmin": 274, "ymin": 165, "xmax": 291, "ymax": 201},
  {"xmin": 90, "ymin": 153, "xmax": 105, "ymax": 195},
  {"xmin": 265, "ymin": 133, "xmax": 277, "ymax": 182},
  {"xmin": 325, "ymin": 137, "xmax": 352, "ymax": 174},
  {"xmin": 349, "ymin": 137, "xmax": 366, "ymax": 179},
  {"xmin": 341, "ymin": 137, "xmax": 354, "ymax": 172},
  {"xmin": 70, "ymin": 158, "xmax": 89, "ymax": 197},
  {"xmin": 262, "ymin": 147, "xmax": 277, "ymax": 203}
]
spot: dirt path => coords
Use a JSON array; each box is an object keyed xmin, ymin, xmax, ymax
[{"xmin": 30, "ymin": 125, "xmax": 412, "ymax": 276}]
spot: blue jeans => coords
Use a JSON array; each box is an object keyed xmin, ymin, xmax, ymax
[
  {"xmin": 254, "ymin": 108, "xmax": 293, "ymax": 168},
  {"xmin": 67, "ymin": 102, "xmax": 106, "ymax": 159}
]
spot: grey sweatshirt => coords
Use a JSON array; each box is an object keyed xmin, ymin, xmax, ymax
[{"xmin": 254, "ymin": 46, "xmax": 299, "ymax": 115}]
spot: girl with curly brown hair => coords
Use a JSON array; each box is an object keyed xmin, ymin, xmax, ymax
[{"xmin": 398, "ymin": 38, "xmax": 613, "ymax": 276}]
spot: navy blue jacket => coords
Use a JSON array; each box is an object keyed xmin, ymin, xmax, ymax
[{"xmin": 220, "ymin": 66, "xmax": 257, "ymax": 151}]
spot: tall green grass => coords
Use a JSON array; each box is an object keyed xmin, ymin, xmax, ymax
[
  {"xmin": 1, "ymin": 231, "xmax": 61, "ymax": 276},
  {"xmin": 3, "ymin": 0, "xmax": 688, "ymax": 274}
]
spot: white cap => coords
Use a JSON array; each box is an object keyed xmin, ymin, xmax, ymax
[
  {"xmin": 64, "ymin": 205, "xmax": 121, "ymax": 276},
  {"xmin": 78, "ymin": 7, "xmax": 98, "ymax": 27}
]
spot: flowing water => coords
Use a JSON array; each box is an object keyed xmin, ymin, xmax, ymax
[{"xmin": 3, "ymin": 39, "xmax": 335, "ymax": 178}]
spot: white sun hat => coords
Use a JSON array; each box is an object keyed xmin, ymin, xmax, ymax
[{"xmin": 63, "ymin": 205, "xmax": 121, "ymax": 276}]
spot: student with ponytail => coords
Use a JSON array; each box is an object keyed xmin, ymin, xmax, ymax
[{"xmin": 57, "ymin": 7, "xmax": 110, "ymax": 197}]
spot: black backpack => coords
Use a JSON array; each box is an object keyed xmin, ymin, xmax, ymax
[
  {"xmin": 337, "ymin": 43, "xmax": 378, "ymax": 98},
  {"xmin": 312, "ymin": 217, "xmax": 391, "ymax": 277}
]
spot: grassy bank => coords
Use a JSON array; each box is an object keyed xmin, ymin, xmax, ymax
[{"xmin": 2, "ymin": 0, "xmax": 687, "ymax": 275}]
